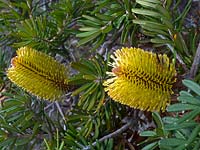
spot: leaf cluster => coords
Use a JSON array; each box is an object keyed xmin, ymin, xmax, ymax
[
  {"xmin": 0, "ymin": 0, "xmax": 200, "ymax": 149},
  {"xmin": 0, "ymin": 88, "xmax": 44, "ymax": 149},
  {"xmin": 140, "ymin": 80, "xmax": 200, "ymax": 150},
  {"xmin": 0, "ymin": 0, "xmax": 94, "ymax": 53},
  {"xmin": 132, "ymin": 0, "xmax": 199, "ymax": 70}
]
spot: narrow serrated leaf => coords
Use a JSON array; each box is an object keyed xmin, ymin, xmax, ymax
[
  {"xmin": 101, "ymin": 24, "xmax": 112, "ymax": 33},
  {"xmin": 167, "ymin": 103, "xmax": 199, "ymax": 112},
  {"xmin": 82, "ymin": 15, "xmax": 103, "ymax": 25},
  {"xmin": 140, "ymin": 131, "xmax": 157, "ymax": 137},
  {"xmin": 176, "ymin": 109, "xmax": 200, "ymax": 124},
  {"xmin": 180, "ymin": 91, "xmax": 193, "ymax": 97},
  {"xmin": 165, "ymin": 122, "xmax": 198, "ymax": 130},
  {"xmin": 150, "ymin": 38, "xmax": 172, "ymax": 44},
  {"xmin": 76, "ymin": 30, "xmax": 99, "ymax": 38},
  {"xmin": 71, "ymin": 82, "xmax": 93, "ymax": 96},
  {"xmin": 71, "ymin": 62, "xmax": 95, "ymax": 75},
  {"xmin": 152, "ymin": 112, "xmax": 164, "ymax": 129},
  {"xmin": 138, "ymin": 0, "xmax": 161, "ymax": 4},
  {"xmin": 132, "ymin": 8, "xmax": 161, "ymax": 18},
  {"xmin": 87, "ymin": 91, "xmax": 98, "ymax": 111},
  {"xmin": 159, "ymin": 138, "xmax": 186, "ymax": 147},
  {"xmin": 78, "ymin": 31, "xmax": 101, "ymax": 46},
  {"xmin": 178, "ymin": 95, "xmax": 200, "ymax": 105},
  {"xmin": 132, "ymin": 20, "xmax": 168, "ymax": 31},
  {"xmin": 79, "ymin": 27, "xmax": 99, "ymax": 31},
  {"xmin": 136, "ymin": 0, "xmax": 157, "ymax": 9},
  {"xmin": 142, "ymin": 141, "xmax": 158, "ymax": 150},
  {"xmin": 182, "ymin": 79, "xmax": 200, "ymax": 96}
]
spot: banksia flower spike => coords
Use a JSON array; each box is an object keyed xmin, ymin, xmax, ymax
[
  {"xmin": 104, "ymin": 47, "xmax": 176, "ymax": 112},
  {"xmin": 7, "ymin": 47, "xmax": 69, "ymax": 101}
]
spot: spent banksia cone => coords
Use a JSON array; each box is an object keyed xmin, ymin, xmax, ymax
[
  {"xmin": 104, "ymin": 47, "xmax": 177, "ymax": 112},
  {"xmin": 7, "ymin": 47, "xmax": 69, "ymax": 101}
]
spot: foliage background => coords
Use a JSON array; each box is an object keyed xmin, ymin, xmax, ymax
[{"xmin": 0, "ymin": 0, "xmax": 200, "ymax": 150}]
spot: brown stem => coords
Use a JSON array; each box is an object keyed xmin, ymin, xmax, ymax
[
  {"xmin": 189, "ymin": 42, "xmax": 200, "ymax": 79},
  {"xmin": 83, "ymin": 118, "xmax": 136, "ymax": 150}
]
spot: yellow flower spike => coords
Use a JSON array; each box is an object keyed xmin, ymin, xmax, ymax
[
  {"xmin": 104, "ymin": 47, "xmax": 177, "ymax": 112},
  {"xmin": 7, "ymin": 47, "xmax": 69, "ymax": 101}
]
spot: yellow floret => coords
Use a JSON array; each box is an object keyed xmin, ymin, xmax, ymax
[
  {"xmin": 104, "ymin": 47, "xmax": 176, "ymax": 112},
  {"xmin": 7, "ymin": 47, "xmax": 69, "ymax": 101}
]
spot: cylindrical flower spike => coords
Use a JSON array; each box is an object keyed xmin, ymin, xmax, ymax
[
  {"xmin": 7, "ymin": 47, "xmax": 69, "ymax": 101},
  {"xmin": 104, "ymin": 47, "xmax": 176, "ymax": 112}
]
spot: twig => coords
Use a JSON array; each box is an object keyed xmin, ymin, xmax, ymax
[
  {"xmin": 189, "ymin": 42, "xmax": 200, "ymax": 79},
  {"xmin": 44, "ymin": 102, "xmax": 54, "ymax": 110},
  {"xmin": 55, "ymin": 101, "xmax": 67, "ymax": 130},
  {"xmin": 83, "ymin": 118, "xmax": 135, "ymax": 150}
]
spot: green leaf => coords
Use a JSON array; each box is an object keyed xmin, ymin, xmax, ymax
[
  {"xmin": 132, "ymin": 8, "xmax": 161, "ymax": 18},
  {"xmin": 79, "ymin": 27, "xmax": 99, "ymax": 31},
  {"xmin": 121, "ymin": 22, "xmax": 132, "ymax": 43},
  {"xmin": 156, "ymin": 5, "xmax": 171, "ymax": 19},
  {"xmin": 0, "ymin": 124, "xmax": 20, "ymax": 133},
  {"xmin": 31, "ymin": 122, "xmax": 40, "ymax": 138},
  {"xmin": 78, "ymin": 82, "xmax": 99, "ymax": 108},
  {"xmin": 174, "ymin": 0, "xmax": 192, "ymax": 30},
  {"xmin": 15, "ymin": 137, "xmax": 31, "ymax": 146},
  {"xmin": 106, "ymin": 138, "xmax": 113, "ymax": 150},
  {"xmin": 85, "ymin": 120, "xmax": 93, "ymax": 137},
  {"xmin": 101, "ymin": 23, "xmax": 112, "ymax": 33},
  {"xmin": 159, "ymin": 138, "xmax": 186, "ymax": 147},
  {"xmin": 137, "ymin": 0, "xmax": 161, "ymax": 4},
  {"xmin": 182, "ymin": 79, "xmax": 200, "ymax": 96},
  {"xmin": 82, "ymin": 15, "xmax": 104, "ymax": 25},
  {"xmin": 179, "ymin": 91, "xmax": 193, "ymax": 97},
  {"xmin": 91, "ymin": 57, "xmax": 103, "ymax": 76},
  {"xmin": 142, "ymin": 141, "xmax": 158, "ymax": 150},
  {"xmin": 95, "ymin": 13, "xmax": 114, "ymax": 21},
  {"xmin": 83, "ymin": 74, "xmax": 97, "ymax": 80},
  {"xmin": 79, "ymin": 118, "xmax": 92, "ymax": 136},
  {"xmin": 76, "ymin": 30, "xmax": 99, "ymax": 38},
  {"xmin": 80, "ymin": 59, "xmax": 99, "ymax": 75},
  {"xmin": 67, "ymin": 115, "xmax": 89, "ymax": 123},
  {"xmin": 162, "ymin": 116, "xmax": 179, "ymax": 124},
  {"xmin": 176, "ymin": 109, "xmax": 200, "ymax": 124},
  {"xmin": 142, "ymin": 26, "xmax": 169, "ymax": 36},
  {"xmin": 173, "ymin": 125, "xmax": 200, "ymax": 150},
  {"xmin": 78, "ymin": 19, "xmax": 100, "ymax": 28},
  {"xmin": 68, "ymin": 75, "xmax": 88, "ymax": 85},
  {"xmin": 91, "ymin": 33, "xmax": 106, "ymax": 51},
  {"xmin": 71, "ymin": 82, "xmax": 94, "ymax": 96},
  {"xmin": 87, "ymin": 90, "xmax": 98, "ymax": 111},
  {"xmin": 150, "ymin": 38, "xmax": 172, "ymax": 44},
  {"xmin": 186, "ymin": 125, "xmax": 200, "ymax": 146},
  {"xmin": 78, "ymin": 30, "xmax": 101, "ymax": 46},
  {"xmin": 178, "ymin": 95, "xmax": 200, "ymax": 105},
  {"xmin": 152, "ymin": 112, "xmax": 164, "ymax": 129},
  {"xmin": 140, "ymin": 131, "xmax": 157, "ymax": 137},
  {"xmin": 71, "ymin": 62, "xmax": 96, "ymax": 75},
  {"xmin": 0, "ymin": 137, "xmax": 16, "ymax": 148},
  {"xmin": 80, "ymin": 82, "xmax": 99, "ymax": 99},
  {"xmin": 132, "ymin": 20, "xmax": 168, "ymax": 31},
  {"xmin": 167, "ymin": 103, "xmax": 199, "ymax": 112},
  {"xmin": 95, "ymin": 90, "xmax": 105, "ymax": 112},
  {"xmin": 165, "ymin": 122, "xmax": 198, "ymax": 130},
  {"xmin": 93, "ymin": 120, "xmax": 99, "ymax": 139},
  {"xmin": 81, "ymin": 96, "xmax": 90, "ymax": 110},
  {"xmin": 136, "ymin": 0, "xmax": 158, "ymax": 9}
]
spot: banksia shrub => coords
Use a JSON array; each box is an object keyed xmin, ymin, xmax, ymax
[
  {"xmin": 104, "ymin": 47, "xmax": 177, "ymax": 112},
  {"xmin": 7, "ymin": 47, "xmax": 69, "ymax": 101}
]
